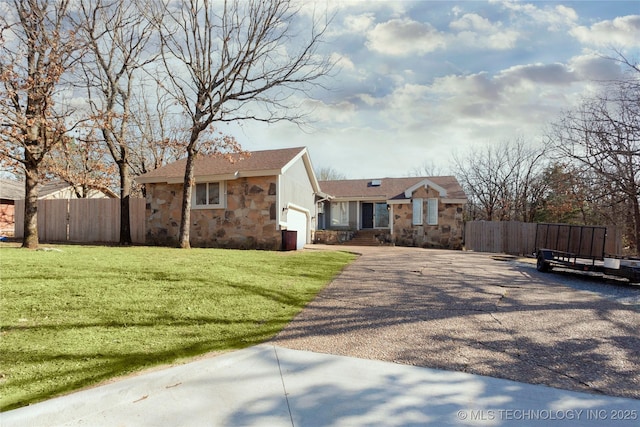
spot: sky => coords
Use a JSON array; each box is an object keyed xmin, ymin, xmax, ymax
[{"xmin": 224, "ymin": 0, "xmax": 640, "ymax": 179}]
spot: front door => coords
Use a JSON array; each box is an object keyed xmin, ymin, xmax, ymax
[
  {"xmin": 374, "ymin": 202, "xmax": 389, "ymax": 228},
  {"xmin": 362, "ymin": 203, "xmax": 374, "ymax": 229}
]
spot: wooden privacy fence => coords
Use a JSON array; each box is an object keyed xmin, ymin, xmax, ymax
[
  {"xmin": 14, "ymin": 198, "xmax": 145, "ymax": 244},
  {"xmin": 464, "ymin": 221, "xmax": 621, "ymax": 256}
]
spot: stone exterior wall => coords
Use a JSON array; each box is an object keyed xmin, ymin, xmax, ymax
[
  {"xmin": 145, "ymin": 176, "xmax": 280, "ymax": 249},
  {"xmin": 313, "ymin": 229, "xmax": 355, "ymax": 244},
  {"xmin": 392, "ymin": 186, "xmax": 465, "ymax": 250}
]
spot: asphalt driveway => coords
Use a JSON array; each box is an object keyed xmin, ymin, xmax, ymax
[{"xmin": 272, "ymin": 246, "xmax": 640, "ymax": 400}]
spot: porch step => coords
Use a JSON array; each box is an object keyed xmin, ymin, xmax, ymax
[{"xmin": 346, "ymin": 230, "xmax": 391, "ymax": 246}]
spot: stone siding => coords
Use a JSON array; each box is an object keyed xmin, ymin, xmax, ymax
[
  {"xmin": 392, "ymin": 186, "xmax": 464, "ymax": 250},
  {"xmin": 145, "ymin": 176, "xmax": 280, "ymax": 249}
]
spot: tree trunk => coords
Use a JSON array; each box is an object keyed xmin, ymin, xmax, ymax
[
  {"xmin": 630, "ymin": 187, "xmax": 640, "ymax": 255},
  {"xmin": 119, "ymin": 161, "xmax": 132, "ymax": 245},
  {"xmin": 22, "ymin": 166, "xmax": 40, "ymax": 249},
  {"xmin": 177, "ymin": 145, "xmax": 197, "ymax": 249}
]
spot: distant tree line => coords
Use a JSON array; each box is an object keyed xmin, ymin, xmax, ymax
[{"xmin": 451, "ymin": 60, "xmax": 639, "ymax": 255}]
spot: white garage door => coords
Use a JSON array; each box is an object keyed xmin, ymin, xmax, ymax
[{"xmin": 286, "ymin": 208, "xmax": 308, "ymax": 250}]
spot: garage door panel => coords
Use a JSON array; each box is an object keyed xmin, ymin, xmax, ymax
[{"xmin": 287, "ymin": 209, "xmax": 307, "ymax": 250}]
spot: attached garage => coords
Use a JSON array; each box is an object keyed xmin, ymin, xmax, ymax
[{"xmin": 286, "ymin": 206, "xmax": 308, "ymax": 250}]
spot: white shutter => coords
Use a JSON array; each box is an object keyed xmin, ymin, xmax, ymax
[
  {"xmin": 427, "ymin": 198, "xmax": 438, "ymax": 225},
  {"xmin": 412, "ymin": 198, "xmax": 423, "ymax": 225}
]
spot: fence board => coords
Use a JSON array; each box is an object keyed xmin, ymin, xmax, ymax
[
  {"xmin": 39, "ymin": 199, "xmax": 69, "ymax": 242},
  {"xmin": 13, "ymin": 198, "xmax": 145, "ymax": 244},
  {"xmin": 14, "ymin": 200, "xmax": 24, "ymax": 238},
  {"xmin": 130, "ymin": 198, "xmax": 146, "ymax": 244},
  {"xmin": 464, "ymin": 221, "xmax": 620, "ymax": 257}
]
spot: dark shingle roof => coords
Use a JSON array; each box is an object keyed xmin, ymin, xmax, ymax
[
  {"xmin": 136, "ymin": 147, "xmax": 307, "ymax": 183},
  {"xmin": 319, "ymin": 176, "xmax": 466, "ymax": 201}
]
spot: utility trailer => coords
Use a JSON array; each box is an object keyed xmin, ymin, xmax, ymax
[{"xmin": 535, "ymin": 223, "xmax": 640, "ymax": 283}]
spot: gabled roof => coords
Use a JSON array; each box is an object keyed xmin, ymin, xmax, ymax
[
  {"xmin": 319, "ymin": 176, "xmax": 467, "ymax": 202},
  {"xmin": 0, "ymin": 179, "xmax": 24, "ymax": 200},
  {"xmin": 0, "ymin": 179, "xmax": 95, "ymax": 200},
  {"xmin": 136, "ymin": 147, "xmax": 319, "ymax": 192}
]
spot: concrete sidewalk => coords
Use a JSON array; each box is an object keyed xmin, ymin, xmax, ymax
[{"xmin": 3, "ymin": 345, "xmax": 639, "ymax": 427}]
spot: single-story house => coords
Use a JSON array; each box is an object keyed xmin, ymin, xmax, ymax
[
  {"xmin": 136, "ymin": 147, "xmax": 319, "ymax": 250},
  {"xmin": 315, "ymin": 177, "xmax": 467, "ymax": 249},
  {"xmin": 0, "ymin": 179, "xmax": 110, "ymax": 236},
  {"xmin": 136, "ymin": 146, "xmax": 467, "ymax": 250}
]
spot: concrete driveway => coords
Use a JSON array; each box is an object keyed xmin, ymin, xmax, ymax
[{"xmin": 273, "ymin": 245, "xmax": 640, "ymax": 400}]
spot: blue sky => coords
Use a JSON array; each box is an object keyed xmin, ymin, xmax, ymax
[{"xmin": 228, "ymin": 0, "xmax": 640, "ymax": 179}]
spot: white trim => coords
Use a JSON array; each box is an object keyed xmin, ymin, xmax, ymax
[
  {"xmin": 280, "ymin": 148, "xmax": 321, "ymax": 194},
  {"xmin": 283, "ymin": 203, "xmax": 310, "ymax": 248},
  {"xmin": 441, "ymin": 198, "xmax": 467, "ymax": 204},
  {"xmin": 404, "ymin": 179, "xmax": 447, "ymax": 198},
  {"xmin": 191, "ymin": 181, "xmax": 226, "ymax": 210}
]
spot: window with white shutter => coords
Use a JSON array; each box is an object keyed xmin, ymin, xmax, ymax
[
  {"xmin": 412, "ymin": 198, "xmax": 423, "ymax": 225},
  {"xmin": 427, "ymin": 198, "xmax": 438, "ymax": 225}
]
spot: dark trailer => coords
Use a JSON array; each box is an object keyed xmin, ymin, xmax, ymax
[{"xmin": 535, "ymin": 223, "xmax": 640, "ymax": 283}]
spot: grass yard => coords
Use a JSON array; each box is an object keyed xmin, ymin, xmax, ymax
[{"xmin": 0, "ymin": 245, "xmax": 355, "ymax": 411}]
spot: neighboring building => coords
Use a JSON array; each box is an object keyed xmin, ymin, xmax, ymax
[
  {"xmin": 137, "ymin": 147, "xmax": 319, "ymax": 250},
  {"xmin": 315, "ymin": 177, "xmax": 467, "ymax": 249},
  {"xmin": 0, "ymin": 179, "xmax": 23, "ymax": 235},
  {"xmin": 0, "ymin": 179, "xmax": 111, "ymax": 236}
]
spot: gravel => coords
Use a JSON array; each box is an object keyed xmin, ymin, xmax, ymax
[
  {"xmin": 272, "ymin": 246, "xmax": 640, "ymax": 400},
  {"xmin": 516, "ymin": 260, "xmax": 640, "ymax": 306}
]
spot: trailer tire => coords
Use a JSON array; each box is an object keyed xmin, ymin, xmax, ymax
[{"xmin": 537, "ymin": 254, "xmax": 551, "ymax": 272}]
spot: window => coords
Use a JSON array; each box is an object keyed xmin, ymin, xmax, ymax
[
  {"xmin": 193, "ymin": 182, "xmax": 224, "ymax": 209},
  {"xmin": 330, "ymin": 201, "xmax": 349, "ymax": 226},
  {"xmin": 427, "ymin": 198, "xmax": 438, "ymax": 225},
  {"xmin": 412, "ymin": 198, "xmax": 423, "ymax": 225}
]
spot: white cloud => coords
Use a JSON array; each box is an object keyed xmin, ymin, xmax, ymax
[
  {"xmin": 499, "ymin": 0, "xmax": 578, "ymax": 31},
  {"xmin": 343, "ymin": 13, "xmax": 375, "ymax": 33},
  {"xmin": 304, "ymin": 99, "xmax": 357, "ymax": 124},
  {"xmin": 366, "ymin": 18, "xmax": 446, "ymax": 56},
  {"xmin": 450, "ymin": 13, "xmax": 520, "ymax": 50},
  {"xmin": 571, "ymin": 15, "xmax": 640, "ymax": 48},
  {"xmin": 330, "ymin": 52, "xmax": 356, "ymax": 72},
  {"xmin": 497, "ymin": 63, "xmax": 576, "ymax": 87},
  {"xmin": 450, "ymin": 13, "xmax": 495, "ymax": 32},
  {"xmin": 568, "ymin": 53, "xmax": 626, "ymax": 82}
]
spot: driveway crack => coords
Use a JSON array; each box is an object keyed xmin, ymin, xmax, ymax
[{"xmin": 273, "ymin": 346, "xmax": 295, "ymax": 427}]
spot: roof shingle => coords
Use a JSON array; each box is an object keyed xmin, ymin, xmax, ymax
[
  {"xmin": 136, "ymin": 147, "xmax": 307, "ymax": 183},
  {"xmin": 319, "ymin": 176, "xmax": 466, "ymax": 201}
]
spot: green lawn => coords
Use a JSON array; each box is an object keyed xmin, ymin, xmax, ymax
[{"xmin": 0, "ymin": 245, "xmax": 355, "ymax": 411}]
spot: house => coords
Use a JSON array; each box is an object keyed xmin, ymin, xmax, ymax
[
  {"xmin": 137, "ymin": 146, "xmax": 467, "ymax": 250},
  {"xmin": 0, "ymin": 179, "xmax": 111, "ymax": 236},
  {"xmin": 315, "ymin": 177, "xmax": 467, "ymax": 249},
  {"xmin": 136, "ymin": 147, "xmax": 319, "ymax": 250}
]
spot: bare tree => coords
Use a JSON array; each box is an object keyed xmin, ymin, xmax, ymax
[
  {"xmin": 452, "ymin": 138, "xmax": 547, "ymax": 222},
  {"xmin": 0, "ymin": 0, "xmax": 79, "ymax": 248},
  {"xmin": 75, "ymin": 0, "xmax": 156, "ymax": 244},
  {"xmin": 43, "ymin": 127, "xmax": 119, "ymax": 198},
  {"xmin": 128, "ymin": 84, "xmax": 188, "ymax": 181},
  {"xmin": 409, "ymin": 159, "xmax": 446, "ymax": 177},
  {"xmin": 548, "ymin": 78, "xmax": 639, "ymax": 254},
  {"xmin": 154, "ymin": 0, "xmax": 334, "ymax": 248},
  {"xmin": 316, "ymin": 166, "xmax": 346, "ymax": 181}
]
